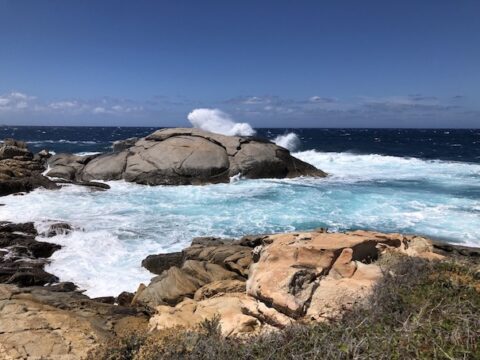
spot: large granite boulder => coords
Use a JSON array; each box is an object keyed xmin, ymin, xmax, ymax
[
  {"xmin": 47, "ymin": 128, "xmax": 327, "ymax": 185},
  {"xmin": 246, "ymin": 230, "xmax": 443, "ymax": 319}
]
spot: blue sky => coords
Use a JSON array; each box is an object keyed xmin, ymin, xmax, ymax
[{"xmin": 0, "ymin": 0, "xmax": 479, "ymax": 127}]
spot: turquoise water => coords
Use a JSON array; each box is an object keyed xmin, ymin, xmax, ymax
[{"xmin": 0, "ymin": 150, "xmax": 479, "ymax": 296}]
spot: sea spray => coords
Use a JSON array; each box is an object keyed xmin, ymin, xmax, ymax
[
  {"xmin": 273, "ymin": 133, "xmax": 301, "ymax": 151},
  {"xmin": 187, "ymin": 108, "xmax": 256, "ymax": 136}
]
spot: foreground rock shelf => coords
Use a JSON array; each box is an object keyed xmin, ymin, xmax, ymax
[
  {"xmin": 1, "ymin": 219, "xmax": 479, "ymax": 358},
  {"xmin": 47, "ymin": 128, "xmax": 327, "ymax": 185},
  {"xmin": 138, "ymin": 230, "xmax": 444, "ymax": 337}
]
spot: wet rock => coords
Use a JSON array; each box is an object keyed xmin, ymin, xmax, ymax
[
  {"xmin": 7, "ymin": 268, "xmax": 59, "ymax": 286},
  {"xmin": 0, "ymin": 140, "xmax": 58, "ymax": 196},
  {"xmin": 238, "ymin": 234, "xmax": 268, "ymax": 248},
  {"xmin": 117, "ymin": 291, "xmax": 135, "ymax": 306},
  {"xmin": 142, "ymin": 252, "xmax": 183, "ymax": 275},
  {"xmin": 0, "ymin": 221, "xmax": 37, "ymax": 235},
  {"xmin": 0, "ymin": 222, "xmax": 61, "ymax": 287},
  {"xmin": 46, "ymin": 281, "xmax": 78, "ymax": 292},
  {"xmin": 93, "ymin": 296, "xmax": 116, "ymax": 304},
  {"xmin": 431, "ymin": 240, "xmax": 480, "ymax": 258},
  {"xmin": 44, "ymin": 222, "xmax": 73, "ymax": 237},
  {"xmin": 191, "ymin": 236, "xmax": 234, "ymax": 246}
]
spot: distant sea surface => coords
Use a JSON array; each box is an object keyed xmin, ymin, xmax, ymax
[
  {"xmin": 1, "ymin": 126, "xmax": 479, "ymax": 162},
  {"xmin": 1, "ymin": 126, "xmax": 479, "ymax": 297}
]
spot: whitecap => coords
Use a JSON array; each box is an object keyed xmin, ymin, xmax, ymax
[{"xmin": 1, "ymin": 152, "xmax": 479, "ymax": 297}]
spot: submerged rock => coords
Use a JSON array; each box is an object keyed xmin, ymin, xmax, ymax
[
  {"xmin": 47, "ymin": 128, "xmax": 327, "ymax": 185},
  {"xmin": 43, "ymin": 222, "xmax": 74, "ymax": 237}
]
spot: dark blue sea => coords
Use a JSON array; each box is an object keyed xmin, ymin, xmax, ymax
[{"xmin": 1, "ymin": 126, "xmax": 479, "ymax": 163}]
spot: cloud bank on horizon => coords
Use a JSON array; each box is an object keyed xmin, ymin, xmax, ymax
[{"xmin": 0, "ymin": 90, "xmax": 475, "ymax": 128}]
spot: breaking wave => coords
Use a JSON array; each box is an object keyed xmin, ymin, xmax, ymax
[
  {"xmin": 273, "ymin": 133, "xmax": 301, "ymax": 151},
  {"xmin": 1, "ymin": 150, "xmax": 479, "ymax": 297},
  {"xmin": 187, "ymin": 108, "xmax": 256, "ymax": 136}
]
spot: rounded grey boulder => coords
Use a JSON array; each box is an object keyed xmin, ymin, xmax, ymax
[{"xmin": 47, "ymin": 128, "xmax": 327, "ymax": 185}]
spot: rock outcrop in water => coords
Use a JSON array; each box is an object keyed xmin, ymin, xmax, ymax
[
  {"xmin": 0, "ymin": 222, "xmax": 61, "ymax": 286},
  {"xmin": 0, "ymin": 139, "xmax": 58, "ymax": 196},
  {"xmin": 47, "ymin": 128, "xmax": 327, "ymax": 185}
]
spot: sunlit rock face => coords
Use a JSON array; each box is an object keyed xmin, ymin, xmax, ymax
[
  {"xmin": 47, "ymin": 128, "xmax": 327, "ymax": 185},
  {"xmin": 145, "ymin": 230, "xmax": 442, "ymax": 336}
]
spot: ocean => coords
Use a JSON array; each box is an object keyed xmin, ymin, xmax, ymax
[{"xmin": 1, "ymin": 126, "xmax": 479, "ymax": 297}]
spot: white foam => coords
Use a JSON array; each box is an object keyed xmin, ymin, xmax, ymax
[
  {"xmin": 187, "ymin": 108, "xmax": 256, "ymax": 136},
  {"xmin": 273, "ymin": 133, "xmax": 301, "ymax": 151},
  {"xmin": 294, "ymin": 150, "xmax": 480, "ymax": 184},
  {"xmin": 74, "ymin": 151, "xmax": 102, "ymax": 156},
  {"xmin": 0, "ymin": 151, "xmax": 479, "ymax": 297}
]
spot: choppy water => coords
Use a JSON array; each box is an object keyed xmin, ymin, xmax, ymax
[{"xmin": 0, "ymin": 127, "xmax": 479, "ymax": 296}]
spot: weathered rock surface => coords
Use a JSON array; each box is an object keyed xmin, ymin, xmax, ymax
[
  {"xmin": 0, "ymin": 283, "xmax": 148, "ymax": 360},
  {"xmin": 0, "ymin": 221, "xmax": 148, "ymax": 359},
  {"xmin": 136, "ymin": 260, "xmax": 242, "ymax": 307},
  {"xmin": 47, "ymin": 128, "xmax": 327, "ymax": 185},
  {"xmin": 246, "ymin": 230, "xmax": 442, "ymax": 319},
  {"xmin": 146, "ymin": 229, "xmax": 444, "ymax": 337},
  {"xmin": 183, "ymin": 240, "xmax": 253, "ymax": 277},
  {"xmin": 193, "ymin": 279, "xmax": 246, "ymax": 301},
  {"xmin": 0, "ymin": 139, "xmax": 58, "ymax": 196},
  {"xmin": 0, "ymin": 221, "xmax": 471, "ymax": 357},
  {"xmin": 141, "ymin": 251, "xmax": 183, "ymax": 275},
  {"xmin": 149, "ymin": 293, "xmax": 293, "ymax": 337},
  {"xmin": 112, "ymin": 137, "xmax": 139, "ymax": 152}
]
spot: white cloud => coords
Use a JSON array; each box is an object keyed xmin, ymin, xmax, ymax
[
  {"xmin": 0, "ymin": 92, "xmax": 35, "ymax": 111},
  {"xmin": 92, "ymin": 106, "xmax": 108, "ymax": 114},
  {"xmin": 48, "ymin": 101, "xmax": 78, "ymax": 110},
  {"xmin": 309, "ymin": 96, "xmax": 336, "ymax": 103}
]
